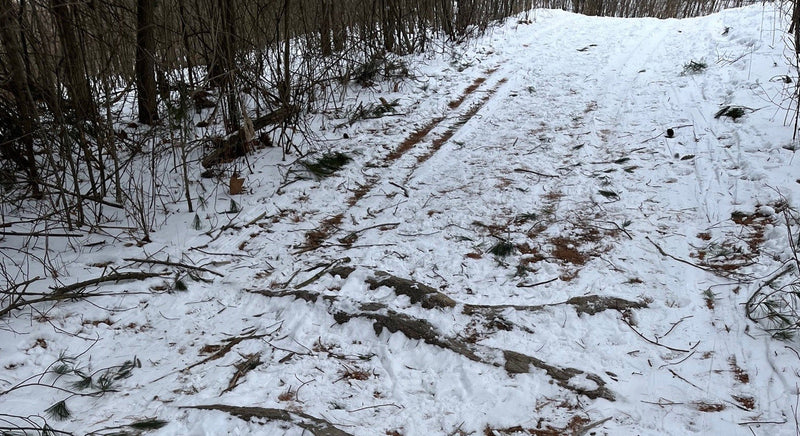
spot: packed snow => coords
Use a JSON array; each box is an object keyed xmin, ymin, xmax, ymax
[{"xmin": 2, "ymin": 3, "xmax": 800, "ymax": 435}]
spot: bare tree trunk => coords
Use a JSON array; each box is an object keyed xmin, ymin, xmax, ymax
[
  {"xmin": 320, "ymin": 0, "xmax": 332, "ymax": 56},
  {"xmin": 0, "ymin": 0, "xmax": 41, "ymax": 198},
  {"xmin": 50, "ymin": 0, "xmax": 95, "ymax": 124},
  {"xmin": 136, "ymin": 0, "xmax": 158, "ymax": 124}
]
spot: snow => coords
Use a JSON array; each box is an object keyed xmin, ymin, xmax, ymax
[{"xmin": 3, "ymin": 3, "xmax": 800, "ymax": 435}]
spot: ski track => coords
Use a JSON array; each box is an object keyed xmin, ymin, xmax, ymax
[{"xmin": 1, "ymin": 5, "xmax": 800, "ymax": 436}]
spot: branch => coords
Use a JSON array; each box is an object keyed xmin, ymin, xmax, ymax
[
  {"xmin": 0, "ymin": 231, "xmax": 84, "ymax": 238},
  {"xmin": 51, "ymin": 271, "xmax": 165, "ymax": 295},
  {"xmin": 646, "ymin": 236, "xmax": 723, "ymax": 275},
  {"xmin": 620, "ymin": 316, "xmax": 698, "ymax": 353},
  {"xmin": 123, "ymin": 257, "xmax": 224, "ymax": 277},
  {"xmin": 181, "ymin": 404, "xmax": 353, "ymax": 436}
]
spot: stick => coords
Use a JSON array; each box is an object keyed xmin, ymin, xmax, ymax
[
  {"xmin": 51, "ymin": 271, "xmax": 165, "ymax": 295},
  {"xmin": 0, "ymin": 231, "xmax": 84, "ymax": 238},
  {"xmin": 388, "ymin": 182, "xmax": 409, "ymax": 197},
  {"xmin": 294, "ymin": 257, "xmax": 351, "ymax": 289},
  {"xmin": 245, "ymin": 211, "xmax": 269, "ymax": 227},
  {"xmin": 668, "ymin": 369, "xmax": 703, "ymax": 391},
  {"xmin": 1, "ymin": 290, "xmax": 154, "ymax": 318},
  {"xmin": 516, "ymin": 277, "xmax": 558, "ymax": 288},
  {"xmin": 513, "ymin": 168, "xmax": 557, "ymax": 178},
  {"xmin": 124, "ymin": 257, "xmax": 224, "ymax": 277},
  {"xmin": 646, "ymin": 237, "xmax": 719, "ymax": 275},
  {"xmin": 620, "ymin": 316, "xmax": 696, "ymax": 353},
  {"xmin": 347, "ymin": 403, "xmax": 402, "ymax": 413}
]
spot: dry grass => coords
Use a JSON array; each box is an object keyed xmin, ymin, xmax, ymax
[
  {"xmin": 732, "ymin": 395, "xmax": 755, "ymax": 410},
  {"xmin": 483, "ymin": 415, "xmax": 592, "ymax": 436}
]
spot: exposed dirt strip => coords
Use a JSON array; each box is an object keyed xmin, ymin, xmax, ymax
[{"xmin": 299, "ymin": 72, "xmax": 508, "ymax": 252}]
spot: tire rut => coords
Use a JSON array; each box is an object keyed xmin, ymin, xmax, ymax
[{"xmin": 298, "ymin": 71, "xmax": 508, "ymax": 253}]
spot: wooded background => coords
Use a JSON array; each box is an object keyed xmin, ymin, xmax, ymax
[{"xmin": 0, "ymin": 0, "xmax": 775, "ymax": 235}]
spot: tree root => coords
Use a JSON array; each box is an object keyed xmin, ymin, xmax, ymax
[
  {"xmin": 330, "ymin": 267, "xmax": 647, "ymax": 316},
  {"xmin": 251, "ymin": 288, "xmax": 614, "ymax": 400},
  {"xmin": 182, "ymin": 404, "xmax": 352, "ymax": 436},
  {"xmin": 251, "ymin": 267, "xmax": 636, "ymax": 401},
  {"xmin": 333, "ymin": 308, "xmax": 615, "ymax": 401}
]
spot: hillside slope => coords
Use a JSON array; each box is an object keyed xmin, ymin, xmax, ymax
[{"xmin": 2, "ymin": 4, "xmax": 799, "ymax": 435}]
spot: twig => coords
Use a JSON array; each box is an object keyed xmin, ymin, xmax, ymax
[
  {"xmin": 516, "ymin": 277, "xmax": 559, "ymax": 288},
  {"xmin": 388, "ymin": 182, "xmax": 409, "ymax": 197},
  {"xmin": 0, "ymin": 231, "xmax": 84, "ymax": 238},
  {"xmin": 349, "ymin": 222, "xmax": 401, "ymax": 236},
  {"xmin": 642, "ymin": 398, "xmax": 683, "ymax": 407},
  {"xmin": 658, "ymin": 316, "xmax": 693, "ymax": 340},
  {"xmin": 0, "ymin": 290, "xmax": 151, "ymax": 318},
  {"xmin": 577, "ymin": 417, "xmax": 613, "ymax": 436},
  {"xmin": 513, "ymin": 168, "xmax": 558, "ymax": 178},
  {"xmin": 668, "ymin": 368, "xmax": 703, "ymax": 390},
  {"xmin": 620, "ymin": 316, "xmax": 696, "ymax": 353},
  {"xmin": 347, "ymin": 403, "xmax": 403, "ymax": 413},
  {"xmin": 245, "ymin": 211, "xmax": 269, "ymax": 227},
  {"xmin": 646, "ymin": 236, "xmax": 719, "ymax": 275},
  {"xmin": 737, "ymin": 420, "xmax": 788, "ymax": 425},
  {"xmin": 294, "ymin": 257, "xmax": 351, "ymax": 289},
  {"xmin": 123, "ymin": 257, "xmax": 223, "ymax": 277},
  {"xmin": 659, "ymin": 350, "xmax": 697, "ymax": 369},
  {"xmin": 2, "ymin": 276, "xmax": 42, "ymax": 294}
]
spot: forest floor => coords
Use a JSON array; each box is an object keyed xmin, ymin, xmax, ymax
[{"xmin": 3, "ymin": 4, "xmax": 800, "ymax": 435}]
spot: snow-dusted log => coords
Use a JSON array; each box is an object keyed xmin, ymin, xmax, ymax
[
  {"xmin": 330, "ymin": 267, "xmax": 647, "ymax": 316},
  {"xmin": 182, "ymin": 404, "xmax": 353, "ymax": 436},
  {"xmin": 252, "ymin": 284, "xmax": 617, "ymax": 401},
  {"xmin": 333, "ymin": 308, "xmax": 615, "ymax": 401}
]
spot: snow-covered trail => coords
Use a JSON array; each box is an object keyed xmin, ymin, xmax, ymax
[{"xmin": 2, "ymin": 5, "xmax": 799, "ymax": 436}]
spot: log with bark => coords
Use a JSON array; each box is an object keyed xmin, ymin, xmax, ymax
[
  {"xmin": 201, "ymin": 106, "xmax": 296, "ymax": 168},
  {"xmin": 249, "ymin": 266, "xmax": 647, "ymax": 401}
]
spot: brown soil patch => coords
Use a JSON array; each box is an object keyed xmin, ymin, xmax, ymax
[
  {"xmin": 729, "ymin": 356, "xmax": 750, "ymax": 384},
  {"xmin": 732, "ymin": 395, "xmax": 755, "ymax": 410},
  {"xmin": 417, "ymin": 79, "xmax": 508, "ymax": 165},
  {"xmin": 348, "ymin": 181, "xmax": 374, "ymax": 206},
  {"xmin": 386, "ymin": 116, "xmax": 445, "ymax": 162},
  {"xmin": 448, "ymin": 76, "xmax": 487, "ymax": 109},
  {"xmin": 550, "ymin": 237, "xmax": 589, "ymax": 265},
  {"xmin": 302, "ymin": 213, "xmax": 344, "ymax": 251}
]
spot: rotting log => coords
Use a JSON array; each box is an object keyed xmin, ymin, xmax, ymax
[
  {"xmin": 250, "ymin": 286, "xmax": 616, "ymax": 401},
  {"xmin": 334, "ymin": 307, "xmax": 615, "ymax": 401},
  {"xmin": 181, "ymin": 404, "xmax": 353, "ymax": 436},
  {"xmin": 201, "ymin": 106, "xmax": 295, "ymax": 168}
]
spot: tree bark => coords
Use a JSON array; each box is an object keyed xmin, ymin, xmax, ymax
[
  {"xmin": 50, "ymin": 0, "xmax": 96, "ymax": 124},
  {"xmin": 136, "ymin": 0, "xmax": 158, "ymax": 124},
  {"xmin": 0, "ymin": 1, "xmax": 41, "ymax": 197}
]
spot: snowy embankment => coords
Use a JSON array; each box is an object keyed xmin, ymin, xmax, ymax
[{"xmin": 2, "ymin": 4, "xmax": 800, "ymax": 435}]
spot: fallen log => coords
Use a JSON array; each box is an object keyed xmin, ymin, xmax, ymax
[
  {"xmin": 201, "ymin": 106, "xmax": 295, "ymax": 168},
  {"xmin": 251, "ymin": 287, "xmax": 616, "ymax": 401},
  {"xmin": 331, "ymin": 267, "xmax": 647, "ymax": 316},
  {"xmin": 181, "ymin": 404, "xmax": 352, "ymax": 436},
  {"xmin": 333, "ymin": 308, "xmax": 615, "ymax": 401}
]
